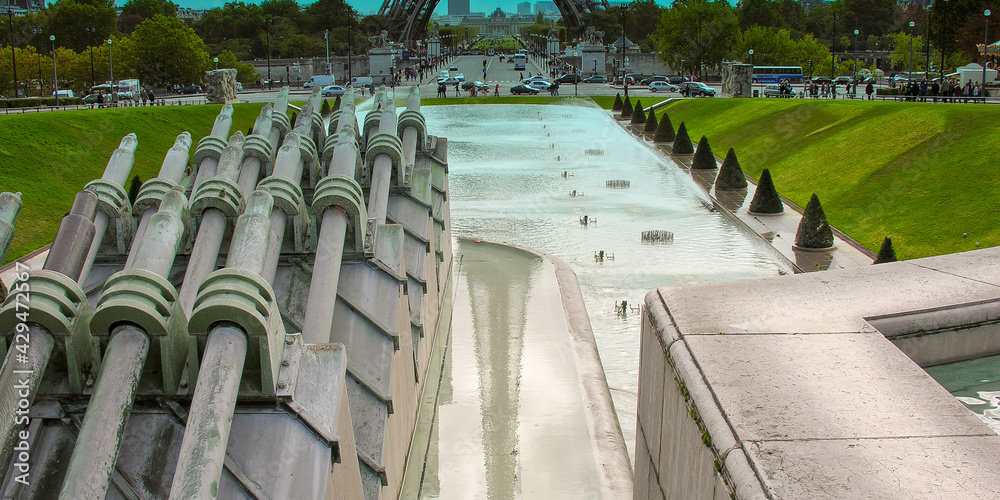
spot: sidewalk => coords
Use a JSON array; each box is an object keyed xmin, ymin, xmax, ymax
[{"xmin": 616, "ymin": 111, "xmax": 875, "ymax": 273}]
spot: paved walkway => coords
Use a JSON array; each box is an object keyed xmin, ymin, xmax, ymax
[{"xmin": 616, "ymin": 112, "xmax": 876, "ymax": 273}]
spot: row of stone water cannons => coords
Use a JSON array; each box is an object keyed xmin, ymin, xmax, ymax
[{"xmin": 0, "ymin": 84, "xmax": 442, "ymax": 499}]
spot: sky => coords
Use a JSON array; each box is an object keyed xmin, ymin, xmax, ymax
[{"xmin": 160, "ymin": 0, "xmax": 674, "ymax": 18}]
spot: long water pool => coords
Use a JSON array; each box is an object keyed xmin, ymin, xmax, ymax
[{"xmin": 424, "ymin": 102, "xmax": 792, "ymax": 461}]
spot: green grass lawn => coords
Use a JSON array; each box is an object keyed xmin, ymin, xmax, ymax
[
  {"xmin": 653, "ymin": 99, "xmax": 1000, "ymax": 260},
  {"xmin": 0, "ymin": 103, "xmax": 264, "ymax": 264}
]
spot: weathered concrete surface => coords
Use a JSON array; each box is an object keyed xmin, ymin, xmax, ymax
[{"xmin": 636, "ymin": 246, "xmax": 1000, "ymax": 499}]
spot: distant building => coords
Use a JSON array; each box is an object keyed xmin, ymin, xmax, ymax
[
  {"xmin": 176, "ymin": 8, "xmax": 208, "ymax": 21},
  {"xmin": 449, "ymin": 0, "xmax": 470, "ymax": 16},
  {"xmin": 3, "ymin": 0, "xmax": 44, "ymax": 15},
  {"xmin": 534, "ymin": 1, "xmax": 558, "ymax": 15},
  {"xmin": 517, "ymin": 2, "xmax": 532, "ymax": 14}
]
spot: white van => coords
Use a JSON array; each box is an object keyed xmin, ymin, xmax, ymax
[
  {"xmin": 52, "ymin": 90, "xmax": 76, "ymax": 98},
  {"xmin": 303, "ymin": 75, "xmax": 336, "ymax": 88},
  {"xmin": 350, "ymin": 76, "xmax": 373, "ymax": 87}
]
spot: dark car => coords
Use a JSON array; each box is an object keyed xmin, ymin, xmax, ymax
[
  {"xmin": 668, "ymin": 75, "xmax": 690, "ymax": 84},
  {"xmin": 677, "ymin": 81, "xmax": 716, "ymax": 97},
  {"xmin": 461, "ymin": 80, "xmax": 489, "ymax": 91},
  {"xmin": 811, "ymin": 76, "xmax": 834, "ymax": 84},
  {"xmin": 178, "ymin": 85, "xmax": 202, "ymax": 94},
  {"xmin": 510, "ymin": 84, "xmax": 540, "ymax": 95},
  {"xmin": 556, "ymin": 73, "xmax": 582, "ymax": 84},
  {"xmin": 641, "ymin": 76, "xmax": 667, "ymax": 85},
  {"xmin": 582, "ymin": 75, "xmax": 607, "ymax": 83}
]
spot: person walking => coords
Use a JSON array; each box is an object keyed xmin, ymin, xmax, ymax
[
  {"xmin": 455, "ymin": 83, "xmax": 460, "ymax": 97},
  {"xmin": 494, "ymin": 84, "xmax": 499, "ymax": 97},
  {"xmin": 865, "ymin": 81, "xmax": 874, "ymax": 100},
  {"xmin": 931, "ymin": 80, "xmax": 940, "ymax": 103}
]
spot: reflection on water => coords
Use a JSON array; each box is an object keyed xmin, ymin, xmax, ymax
[
  {"xmin": 423, "ymin": 103, "xmax": 790, "ymax": 463},
  {"xmin": 926, "ymin": 355, "xmax": 1000, "ymax": 435}
]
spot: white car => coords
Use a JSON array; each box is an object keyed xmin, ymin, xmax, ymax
[
  {"xmin": 321, "ymin": 85, "xmax": 346, "ymax": 97},
  {"xmin": 438, "ymin": 77, "xmax": 460, "ymax": 86},
  {"xmin": 763, "ymin": 84, "xmax": 796, "ymax": 98},
  {"xmin": 522, "ymin": 75, "xmax": 549, "ymax": 84},
  {"xmin": 455, "ymin": 73, "xmax": 465, "ymax": 82},
  {"xmin": 528, "ymin": 80, "xmax": 552, "ymax": 91},
  {"xmin": 648, "ymin": 81, "xmax": 679, "ymax": 92},
  {"xmin": 439, "ymin": 70, "xmax": 449, "ymax": 79}
]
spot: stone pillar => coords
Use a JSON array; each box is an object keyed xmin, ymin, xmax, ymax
[
  {"xmin": 547, "ymin": 37, "xmax": 560, "ymax": 57},
  {"xmin": 722, "ymin": 62, "xmax": 752, "ymax": 98},
  {"xmin": 370, "ymin": 47, "xmax": 394, "ymax": 87},
  {"xmin": 427, "ymin": 38, "xmax": 441, "ymax": 59},
  {"xmin": 580, "ymin": 44, "xmax": 606, "ymax": 77},
  {"xmin": 204, "ymin": 69, "xmax": 238, "ymax": 104}
]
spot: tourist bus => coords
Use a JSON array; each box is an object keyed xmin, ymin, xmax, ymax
[
  {"xmin": 751, "ymin": 66, "xmax": 804, "ymax": 83},
  {"xmin": 512, "ymin": 53, "xmax": 527, "ymax": 70}
]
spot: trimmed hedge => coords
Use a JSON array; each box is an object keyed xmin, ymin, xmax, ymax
[
  {"xmin": 715, "ymin": 148, "xmax": 748, "ymax": 190},
  {"xmin": 691, "ymin": 135, "xmax": 716, "ymax": 169},
  {"xmin": 874, "ymin": 237, "xmax": 898, "ymax": 263},
  {"xmin": 748, "ymin": 168, "xmax": 783, "ymax": 214},
  {"xmin": 794, "ymin": 193, "xmax": 834, "ymax": 249},
  {"xmin": 613, "ymin": 93, "xmax": 623, "ymax": 111},
  {"xmin": 334, "ymin": 95, "xmax": 342, "ymax": 110},
  {"xmin": 622, "ymin": 95, "xmax": 633, "ymax": 117},
  {"xmin": 672, "ymin": 122, "xmax": 694, "ymax": 154},
  {"xmin": 644, "ymin": 110, "xmax": 658, "ymax": 133},
  {"xmin": 631, "ymin": 99, "xmax": 646, "ymax": 124},
  {"xmin": 321, "ymin": 99, "xmax": 332, "ymax": 117},
  {"xmin": 654, "ymin": 113, "xmax": 676, "ymax": 142},
  {"xmin": 0, "ymin": 97, "xmax": 83, "ymax": 108}
]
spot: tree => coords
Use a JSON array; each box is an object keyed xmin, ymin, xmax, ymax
[
  {"xmin": 655, "ymin": 0, "xmax": 739, "ymax": 79},
  {"xmin": 654, "ymin": 112, "xmax": 675, "ymax": 142},
  {"xmin": 843, "ymin": 0, "xmax": 898, "ymax": 39},
  {"xmin": 121, "ymin": 0, "xmax": 177, "ymax": 20},
  {"xmin": 715, "ymin": 148, "xmax": 748, "ymax": 190},
  {"xmin": 613, "ymin": 92, "xmax": 623, "ymax": 110},
  {"xmin": 46, "ymin": 0, "xmax": 118, "ymax": 53},
  {"xmin": 692, "ymin": 135, "xmax": 717, "ymax": 169},
  {"xmin": 873, "ymin": 236, "xmax": 897, "ymax": 263},
  {"xmin": 130, "ymin": 15, "xmax": 210, "ymax": 86},
  {"xmin": 673, "ymin": 122, "xmax": 694, "ymax": 154},
  {"xmin": 622, "ymin": 95, "xmax": 633, "ymax": 116},
  {"xmin": 794, "ymin": 193, "xmax": 834, "ymax": 249},
  {"xmin": 739, "ymin": 0, "xmax": 784, "ymax": 30},
  {"xmin": 631, "ymin": 99, "xmax": 646, "ymax": 124},
  {"xmin": 215, "ymin": 50, "xmax": 260, "ymax": 83},
  {"xmin": 644, "ymin": 109, "xmax": 659, "ymax": 133},
  {"xmin": 748, "ymin": 168, "xmax": 783, "ymax": 214}
]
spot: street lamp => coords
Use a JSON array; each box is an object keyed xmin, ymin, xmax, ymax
[
  {"xmin": 983, "ymin": 9, "xmax": 991, "ymax": 93},
  {"xmin": 108, "ymin": 38, "xmax": 114, "ymax": 103},
  {"xmin": 853, "ymin": 29, "xmax": 859, "ymax": 85},
  {"xmin": 831, "ymin": 14, "xmax": 838, "ymax": 79},
  {"xmin": 926, "ymin": 6, "xmax": 932, "ymax": 80},
  {"xmin": 265, "ymin": 18, "xmax": 272, "ymax": 89},
  {"xmin": 324, "ymin": 29, "xmax": 330, "ymax": 75},
  {"xmin": 908, "ymin": 21, "xmax": 915, "ymax": 84},
  {"xmin": 7, "ymin": 9, "xmax": 17, "ymax": 98},
  {"xmin": 214, "ymin": 57, "xmax": 218, "ymax": 69},
  {"xmin": 748, "ymin": 48, "xmax": 753, "ymax": 66},
  {"xmin": 939, "ymin": 0, "xmax": 948, "ymax": 80},
  {"xmin": 85, "ymin": 27, "xmax": 96, "ymax": 89},
  {"xmin": 50, "ymin": 34, "xmax": 58, "ymax": 106}
]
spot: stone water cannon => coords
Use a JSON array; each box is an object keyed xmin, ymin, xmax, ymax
[
  {"xmin": 191, "ymin": 104, "xmax": 235, "ymax": 194},
  {"xmin": 291, "ymin": 90, "xmax": 325, "ymax": 189},
  {"xmin": 365, "ymin": 89, "xmax": 407, "ymax": 224},
  {"xmin": 257, "ymin": 132, "xmax": 311, "ymax": 255},
  {"xmin": 244, "ymin": 104, "xmax": 276, "ymax": 177},
  {"xmin": 79, "ymin": 134, "xmax": 139, "ymax": 280},
  {"xmin": 0, "ymin": 192, "xmax": 22, "ymax": 263},
  {"xmin": 327, "ymin": 87, "xmax": 360, "ymax": 141},
  {"xmin": 59, "ymin": 186, "xmax": 192, "ymax": 499},
  {"xmin": 398, "ymin": 85, "xmax": 428, "ymax": 158},
  {"xmin": 129, "ymin": 132, "xmax": 193, "ymax": 266},
  {"xmin": 268, "ymin": 87, "xmax": 292, "ymax": 147}
]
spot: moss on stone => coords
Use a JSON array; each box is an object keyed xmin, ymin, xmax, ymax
[
  {"xmin": 654, "ymin": 113, "xmax": 676, "ymax": 142},
  {"xmin": 794, "ymin": 193, "xmax": 834, "ymax": 248},
  {"xmin": 715, "ymin": 148, "xmax": 748, "ymax": 190},
  {"xmin": 672, "ymin": 122, "xmax": 694, "ymax": 154},
  {"xmin": 692, "ymin": 135, "xmax": 716, "ymax": 169},
  {"xmin": 748, "ymin": 169, "xmax": 783, "ymax": 214}
]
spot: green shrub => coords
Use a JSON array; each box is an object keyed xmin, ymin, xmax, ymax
[
  {"xmin": 334, "ymin": 95, "xmax": 342, "ymax": 110},
  {"xmin": 794, "ymin": 193, "xmax": 834, "ymax": 248},
  {"xmin": 748, "ymin": 168, "xmax": 783, "ymax": 214},
  {"xmin": 874, "ymin": 237, "xmax": 897, "ymax": 263},
  {"xmin": 654, "ymin": 113, "xmax": 675, "ymax": 142},
  {"xmin": 672, "ymin": 122, "xmax": 694, "ymax": 154},
  {"xmin": 321, "ymin": 99, "xmax": 332, "ymax": 117},
  {"xmin": 128, "ymin": 175, "xmax": 143, "ymax": 205},
  {"xmin": 715, "ymin": 148, "xmax": 747, "ymax": 190},
  {"xmin": 0, "ymin": 279, "xmax": 6, "ymax": 303},
  {"xmin": 613, "ymin": 93, "xmax": 623, "ymax": 111},
  {"xmin": 631, "ymin": 99, "xmax": 646, "ymax": 124},
  {"xmin": 876, "ymin": 87, "xmax": 900, "ymax": 96},
  {"xmin": 692, "ymin": 135, "xmax": 716, "ymax": 169},
  {"xmin": 644, "ymin": 110, "xmax": 658, "ymax": 133},
  {"xmin": 622, "ymin": 95, "xmax": 633, "ymax": 117},
  {"xmin": 0, "ymin": 97, "xmax": 82, "ymax": 108}
]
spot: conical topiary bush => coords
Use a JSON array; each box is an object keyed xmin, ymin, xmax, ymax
[
  {"xmin": 644, "ymin": 110, "xmax": 658, "ymax": 133},
  {"xmin": 613, "ymin": 93, "xmax": 623, "ymax": 111},
  {"xmin": 748, "ymin": 169, "xmax": 783, "ymax": 214},
  {"xmin": 128, "ymin": 175, "xmax": 143, "ymax": 205},
  {"xmin": 715, "ymin": 148, "xmax": 748, "ymax": 190},
  {"xmin": 334, "ymin": 95, "xmax": 342, "ymax": 110},
  {"xmin": 0, "ymin": 279, "xmax": 6, "ymax": 304},
  {"xmin": 321, "ymin": 99, "xmax": 332, "ymax": 117},
  {"xmin": 691, "ymin": 135, "xmax": 716, "ymax": 169},
  {"xmin": 672, "ymin": 122, "xmax": 694, "ymax": 154},
  {"xmin": 794, "ymin": 194, "xmax": 834, "ymax": 249},
  {"xmin": 654, "ymin": 113, "xmax": 676, "ymax": 142},
  {"xmin": 631, "ymin": 99, "xmax": 647, "ymax": 124},
  {"xmin": 622, "ymin": 95, "xmax": 633, "ymax": 117},
  {"xmin": 873, "ymin": 237, "xmax": 897, "ymax": 264}
]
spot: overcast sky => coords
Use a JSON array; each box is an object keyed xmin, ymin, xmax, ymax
[{"xmin": 163, "ymin": 0, "xmax": 674, "ymax": 17}]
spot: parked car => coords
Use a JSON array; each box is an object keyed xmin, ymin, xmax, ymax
[
  {"xmin": 834, "ymin": 76, "xmax": 853, "ymax": 85},
  {"xmin": 556, "ymin": 73, "xmax": 582, "ymax": 84},
  {"xmin": 449, "ymin": 65, "xmax": 459, "ymax": 71},
  {"xmin": 582, "ymin": 75, "xmax": 607, "ymax": 83},
  {"xmin": 321, "ymin": 85, "xmax": 346, "ymax": 97},
  {"xmin": 641, "ymin": 76, "xmax": 667, "ymax": 85},
  {"xmin": 461, "ymin": 80, "xmax": 489, "ymax": 91},
  {"xmin": 82, "ymin": 93, "xmax": 100, "ymax": 104},
  {"xmin": 510, "ymin": 84, "xmax": 540, "ymax": 95},
  {"xmin": 455, "ymin": 73, "xmax": 465, "ymax": 82},
  {"xmin": 648, "ymin": 81, "xmax": 679, "ymax": 92},
  {"xmin": 303, "ymin": 75, "xmax": 335, "ymax": 88},
  {"xmin": 677, "ymin": 81, "xmax": 716, "ymax": 97},
  {"xmin": 668, "ymin": 75, "xmax": 689, "ymax": 84},
  {"xmin": 810, "ymin": 76, "xmax": 834, "ymax": 84},
  {"xmin": 527, "ymin": 80, "xmax": 552, "ymax": 91},
  {"xmin": 178, "ymin": 85, "xmax": 202, "ymax": 94},
  {"xmin": 52, "ymin": 89, "xmax": 76, "ymax": 98},
  {"xmin": 763, "ymin": 84, "xmax": 797, "ymax": 97},
  {"xmin": 438, "ymin": 77, "xmax": 460, "ymax": 86},
  {"xmin": 522, "ymin": 75, "xmax": 549, "ymax": 84}
]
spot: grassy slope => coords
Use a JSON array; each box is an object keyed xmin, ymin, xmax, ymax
[
  {"xmin": 0, "ymin": 103, "xmax": 264, "ymax": 263},
  {"xmin": 650, "ymin": 99, "xmax": 1000, "ymax": 259}
]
